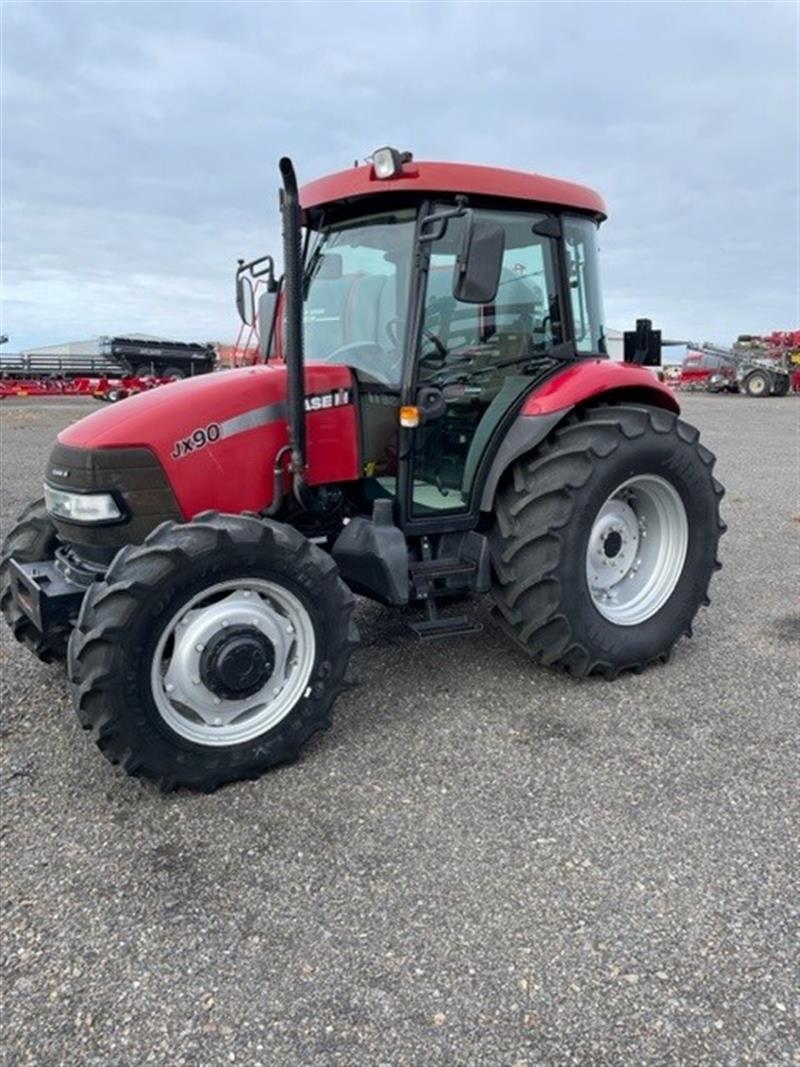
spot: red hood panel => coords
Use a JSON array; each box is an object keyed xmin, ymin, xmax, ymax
[{"xmin": 58, "ymin": 364, "xmax": 359, "ymax": 518}]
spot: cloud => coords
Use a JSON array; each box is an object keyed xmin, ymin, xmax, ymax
[{"xmin": 1, "ymin": 0, "xmax": 798, "ymax": 349}]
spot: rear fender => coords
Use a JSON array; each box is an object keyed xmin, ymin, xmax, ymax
[{"xmin": 479, "ymin": 359, "xmax": 679, "ymax": 512}]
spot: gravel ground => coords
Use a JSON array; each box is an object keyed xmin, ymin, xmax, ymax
[{"xmin": 1, "ymin": 395, "xmax": 798, "ymax": 1066}]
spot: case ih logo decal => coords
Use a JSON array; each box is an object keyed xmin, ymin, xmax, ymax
[
  {"xmin": 304, "ymin": 388, "xmax": 352, "ymax": 412},
  {"xmin": 171, "ymin": 423, "xmax": 221, "ymax": 459}
]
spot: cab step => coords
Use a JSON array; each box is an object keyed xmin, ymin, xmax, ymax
[
  {"xmin": 408, "ymin": 614, "xmax": 483, "ymax": 641},
  {"xmin": 410, "ymin": 558, "xmax": 476, "ymax": 580},
  {"xmin": 409, "ymin": 557, "xmax": 476, "ymax": 596}
]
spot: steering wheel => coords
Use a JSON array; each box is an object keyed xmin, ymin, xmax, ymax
[
  {"xmin": 323, "ymin": 342, "xmax": 400, "ymax": 386},
  {"xmin": 386, "ymin": 317, "xmax": 448, "ymax": 361}
]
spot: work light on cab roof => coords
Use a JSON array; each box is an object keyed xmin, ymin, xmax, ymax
[
  {"xmin": 0, "ymin": 147, "xmax": 725, "ymax": 794},
  {"xmin": 371, "ymin": 146, "xmax": 414, "ymax": 179}
]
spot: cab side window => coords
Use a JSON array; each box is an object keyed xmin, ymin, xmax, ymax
[
  {"xmin": 420, "ymin": 208, "xmax": 563, "ymax": 378},
  {"xmin": 564, "ymin": 216, "xmax": 606, "ymax": 354}
]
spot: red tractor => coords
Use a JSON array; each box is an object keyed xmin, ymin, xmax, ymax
[{"xmin": 1, "ymin": 148, "xmax": 724, "ymax": 791}]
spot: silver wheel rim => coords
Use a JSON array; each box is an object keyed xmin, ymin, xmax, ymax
[
  {"xmin": 749, "ymin": 375, "xmax": 767, "ymax": 395},
  {"xmin": 586, "ymin": 474, "xmax": 688, "ymax": 626},
  {"xmin": 150, "ymin": 578, "xmax": 316, "ymax": 746}
]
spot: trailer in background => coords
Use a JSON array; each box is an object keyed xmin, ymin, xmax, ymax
[{"xmin": 1, "ymin": 335, "xmax": 216, "ymax": 381}]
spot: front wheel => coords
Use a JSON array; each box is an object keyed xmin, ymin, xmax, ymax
[
  {"xmin": 489, "ymin": 404, "xmax": 725, "ymax": 677},
  {"xmin": 68, "ymin": 513, "xmax": 359, "ymax": 791},
  {"xmin": 1, "ymin": 499, "xmax": 69, "ymax": 663}
]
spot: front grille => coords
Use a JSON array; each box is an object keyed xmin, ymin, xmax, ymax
[{"xmin": 46, "ymin": 443, "xmax": 183, "ymax": 549}]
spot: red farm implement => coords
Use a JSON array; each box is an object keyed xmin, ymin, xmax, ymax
[
  {"xmin": 0, "ymin": 375, "xmax": 174, "ymax": 403},
  {"xmin": 675, "ymin": 331, "xmax": 800, "ymax": 396}
]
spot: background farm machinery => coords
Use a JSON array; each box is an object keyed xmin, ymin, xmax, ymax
[
  {"xmin": 673, "ymin": 331, "xmax": 800, "ymax": 396},
  {"xmin": 0, "ymin": 335, "xmax": 216, "ymax": 402}
]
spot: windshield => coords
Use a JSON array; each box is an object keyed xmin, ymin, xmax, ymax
[{"xmin": 302, "ymin": 209, "xmax": 416, "ymax": 385}]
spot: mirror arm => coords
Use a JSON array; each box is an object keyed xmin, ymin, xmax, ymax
[{"xmin": 418, "ymin": 195, "xmax": 469, "ymax": 244}]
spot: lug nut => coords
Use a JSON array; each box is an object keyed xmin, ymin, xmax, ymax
[
  {"xmin": 195, "ymin": 643, "xmax": 204, "ymax": 653},
  {"xmin": 192, "ymin": 676, "xmax": 200, "ymax": 685},
  {"xmin": 165, "ymin": 683, "xmax": 175, "ymax": 693}
]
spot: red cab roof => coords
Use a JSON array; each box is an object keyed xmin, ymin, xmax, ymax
[{"xmin": 300, "ymin": 160, "xmax": 606, "ymax": 219}]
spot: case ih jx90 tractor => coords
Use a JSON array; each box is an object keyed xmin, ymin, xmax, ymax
[{"xmin": 1, "ymin": 149, "xmax": 724, "ymax": 791}]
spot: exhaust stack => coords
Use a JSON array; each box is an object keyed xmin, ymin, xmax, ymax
[{"xmin": 278, "ymin": 156, "xmax": 307, "ymax": 495}]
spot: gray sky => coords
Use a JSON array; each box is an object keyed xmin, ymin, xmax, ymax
[{"xmin": 2, "ymin": 0, "xmax": 798, "ymax": 351}]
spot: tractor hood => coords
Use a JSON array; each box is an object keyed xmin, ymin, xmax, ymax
[
  {"xmin": 60, "ymin": 364, "xmax": 314, "ymax": 450},
  {"xmin": 53, "ymin": 363, "xmax": 359, "ymax": 525}
]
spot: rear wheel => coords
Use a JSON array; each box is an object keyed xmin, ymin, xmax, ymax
[
  {"xmin": 68, "ymin": 513, "xmax": 359, "ymax": 791},
  {"xmin": 0, "ymin": 499, "xmax": 69, "ymax": 663},
  {"xmin": 743, "ymin": 369, "xmax": 771, "ymax": 397},
  {"xmin": 489, "ymin": 404, "xmax": 725, "ymax": 677},
  {"xmin": 161, "ymin": 366, "xmax": 185, "ymax": 380},
  {"xmin": 771, "ymin": 374, "xmax": 790, "ymax": 397}
]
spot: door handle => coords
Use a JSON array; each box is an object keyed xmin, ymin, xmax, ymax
[{"xmin": 415, "ymin": 385, "xmax": 446, "ymax": 423}]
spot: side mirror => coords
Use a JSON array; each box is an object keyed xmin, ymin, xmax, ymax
[
  {"xmin": 258, "ymin": 290, "xmax": 279, "ymax": 359},
  {"xmin": 236, "ymin": 273, "xmax": 256, "ymax": 326},
  {"xmin": 235, "ymin": 253, "xmax": 278, "ymax": 326},
  {"xmin": 453, "ymin": 215, "xmax": 505, "ymax": 304}
]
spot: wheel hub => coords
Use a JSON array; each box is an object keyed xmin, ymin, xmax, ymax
[
  {"xmin": 151, "ymin": 582, "xmax": 316, "ymax": 747},
  {"xmin": 585, "ymin": 475, "xmax": 689, "ymax": 626},
  {"xmin": 200, "ymin": 626, "xmax": 276, "ymax": 700},
  {"xmin": 586, "ymin": 499, "xmax": 640, "ymax": 592}
]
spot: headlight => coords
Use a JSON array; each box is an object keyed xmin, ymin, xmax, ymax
[{"xmin": 44, "ymin": 484, "xmax": 123, "ymax": 523}]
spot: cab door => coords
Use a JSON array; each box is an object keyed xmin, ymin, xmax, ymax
[{"xmin": 404, "ymin": 206, "xmax": 565, "ymax": 523}]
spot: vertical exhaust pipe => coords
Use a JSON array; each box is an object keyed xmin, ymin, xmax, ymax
[{"xmin": 278, "ymin": 157, "xmax": 307, "ymax": 496}]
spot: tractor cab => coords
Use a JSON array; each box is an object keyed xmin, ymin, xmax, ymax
[{"xmin": 238, "ymin": 149, "xmax": 609, "ymax": 533}]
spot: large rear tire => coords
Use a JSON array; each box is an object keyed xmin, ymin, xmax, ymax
[
  {"xmin": 771, "ymin": 374, "xmax": 790, "ymax": 397},
  {"xmin": 489, "ymin": 404, "xmax": 725, "ymax": 677},
  {"xmin": 0, "ymin": 499, "xmax": 69, "ymax": 663},
  {"xmin": 68, "ymin": 513, "xmax": 359, "ymax": 791}
]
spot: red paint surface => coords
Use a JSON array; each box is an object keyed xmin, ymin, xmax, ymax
[
  {"xmin": 301, "ymin": 161, "xmax": 606, "ymax": 219},
  {"xmin": 59, "ymin": 364, "xmax": 360, "ymax": 517},
  {"xmin": 521, "ymin": 360, "xmax": 680, "ymax": 416}
]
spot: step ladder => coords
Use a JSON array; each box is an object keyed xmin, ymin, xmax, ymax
[{"xmin": 407, "ymin": 556, "xmax": 483, "ymax": 641}]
